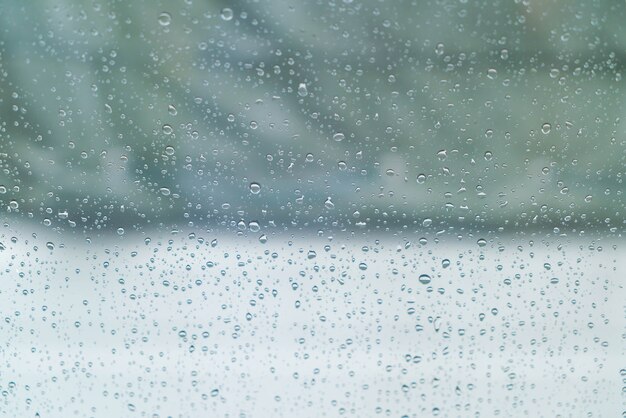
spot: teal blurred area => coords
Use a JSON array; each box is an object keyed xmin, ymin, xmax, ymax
[{"xmin": 0, "ymin": 0, "xmax": 624, "ymax": 234}]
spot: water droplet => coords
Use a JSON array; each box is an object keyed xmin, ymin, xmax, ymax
[
  {"xmin": 164, "ymin": 146, "xmax": 175, "ymax": 155},
  {"xmin": 46, "ymin": 242, "xmax": 55, "ymax": 250},
  {"xmin": 419, "ymin": 274, "xmax": 432, "ymax": 285},
  {"xmin": 305, "ymin": 153, "xmax": 314, "ymax": 162},
  {"xmin": 297, "ymin": 83, "xmax": 308, "ymax": 97},
  {"xmin": 487, "ymin": 68, "xmax": 498, "ymax": 79},
  {"xmin": 477, "ymin": 238, "xmax": 487, "ymax": 247},
  {"xmin": 220, "ymin": 8, "xmax": 233, "ymax": 21},
  {"xmin": 162, "ymin": 124, "xmax": 173, "ymax": 135},
  {"xmin": 168, "ymin": 104, "xmax": 177, "ymax": 115},
  {"xmin": 584, "ymin": 195, "xmax": 592, "ymax": 203},
  {"xmin": 307, "ymin": 250, "xmax": 317, "ymax": 259},
  {"xmin": 159, "ymin": 187, "xmax": 171, "ymax": 196},
  {"xmin": 249, "ymin": 221, "xmax": 260, "ymax": 232},
  {"xmin": 385, "ymin": 169, "xmax": 395, "ymax": 176},
  {"xmin": 117, "ymin": 228, "xmax": 125, "ymax": 236},
  {"xmin": 249, "ymin": 182, "xmax": 261, "ymax": 194},
  {"xmin": 541, "ymin": 123, "xmax": 551, "ymax": 134},
  {"xmin": 324, "ymin": 197, "xmax": 335, "ymax": 209},
  {"xmin": 158, "ymin": 12, "xmax": 171, "ymax": 26},
  {"xmin": 435, "ymin": 43, "xmax": 445, "ymax": 56},
  {"xmin": 442, "ymin": 259, "xmax": 450, "ymax": 268},
  {"xmin": 549, "ymin": 68, "xmax": 560, "ymax": 79},
  {"xmin": 416, "ymin": 174, "xmax": 426, "ymax": 184},
  {"xmin": 333, "ymin": 132, "xmax": 345, "ymax": 142}
]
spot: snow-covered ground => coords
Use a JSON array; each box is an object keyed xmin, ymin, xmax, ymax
[{"xmin": 0, "ymin": 227, "xmax": 623, "ymax": 417}]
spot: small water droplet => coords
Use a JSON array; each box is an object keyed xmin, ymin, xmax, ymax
[
  {"xmin": 477, "ymin": 238, "xmax": 487, "ymax": 247},
  {"xmin": 158, "ymin": 12, "xmax": 171, "ymax": 26},
  {"xmin": 416, "ymin": 174, "xmax": 426, "ymax": 184},
  {"xmin": 324, "ymin": 197, "xmax": 335, "ymax": 209},
  {"xmin": 297, "ymin": 83, "xmax": 308, "ymax": 97},
  {"xmin": 333, "ymin": 133, "xmax": 345, "ymax": 142},
  {"xmin": 487, "ymin": 68, "xmax": 498, "ymax": 79},
  {"xmin": 220, "ymin": 8, "xmax": 233, "ymax": 21},
  {"xmin": 249, "ymin": 182, "xmax": 261, "ymax": 194},
  {"xmin": 435, "ymin": 43, "xmax": 445, "ymax": 56},
  {"xmin": 419, "ymin": 274, "xmax": 431, "ymax": 285},
  {"xmin": 249, "ymin": 221, "xmax": 260, "ymax": 232},
  {"xmin": 541, "ymin": 123, "xmax": 551, "ymax": 134}
]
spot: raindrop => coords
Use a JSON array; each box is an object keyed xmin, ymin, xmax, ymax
[
  {"xmin": 162, "ymin": 124, "xmax": 173, "ymax": 135},
  {"xmin": 541, "ymin": 123, "xmax": 552, "ymax": 134},
  {"xmin": 220, "ymin": 8, "xmax": 233, "ymax": 21},
  {"xmin": 249, "ymin": 182, "xmax": 261, "ymax": 194},
  {"xmin": 333, "ymin": 133, "xmax": 345, "ymax": 142},
  {"xmin": 158, "ymin": 12, "xmax": 171, "ymax": 26},
  {"xmin": 419, "ymin": 274, "xmax": 432, "ymax": 285},
  {"xmin": 298, "ymin": 83, "xmax": 308, "ymax": 97}
]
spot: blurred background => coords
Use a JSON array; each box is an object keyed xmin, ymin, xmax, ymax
[
  {"xmin": 1, "ymin": 2, "xmax": 625, "ymax": 417},
  {"xmin": 0, "ymin": 0, "xmax": 624, "ymax": 236}
]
